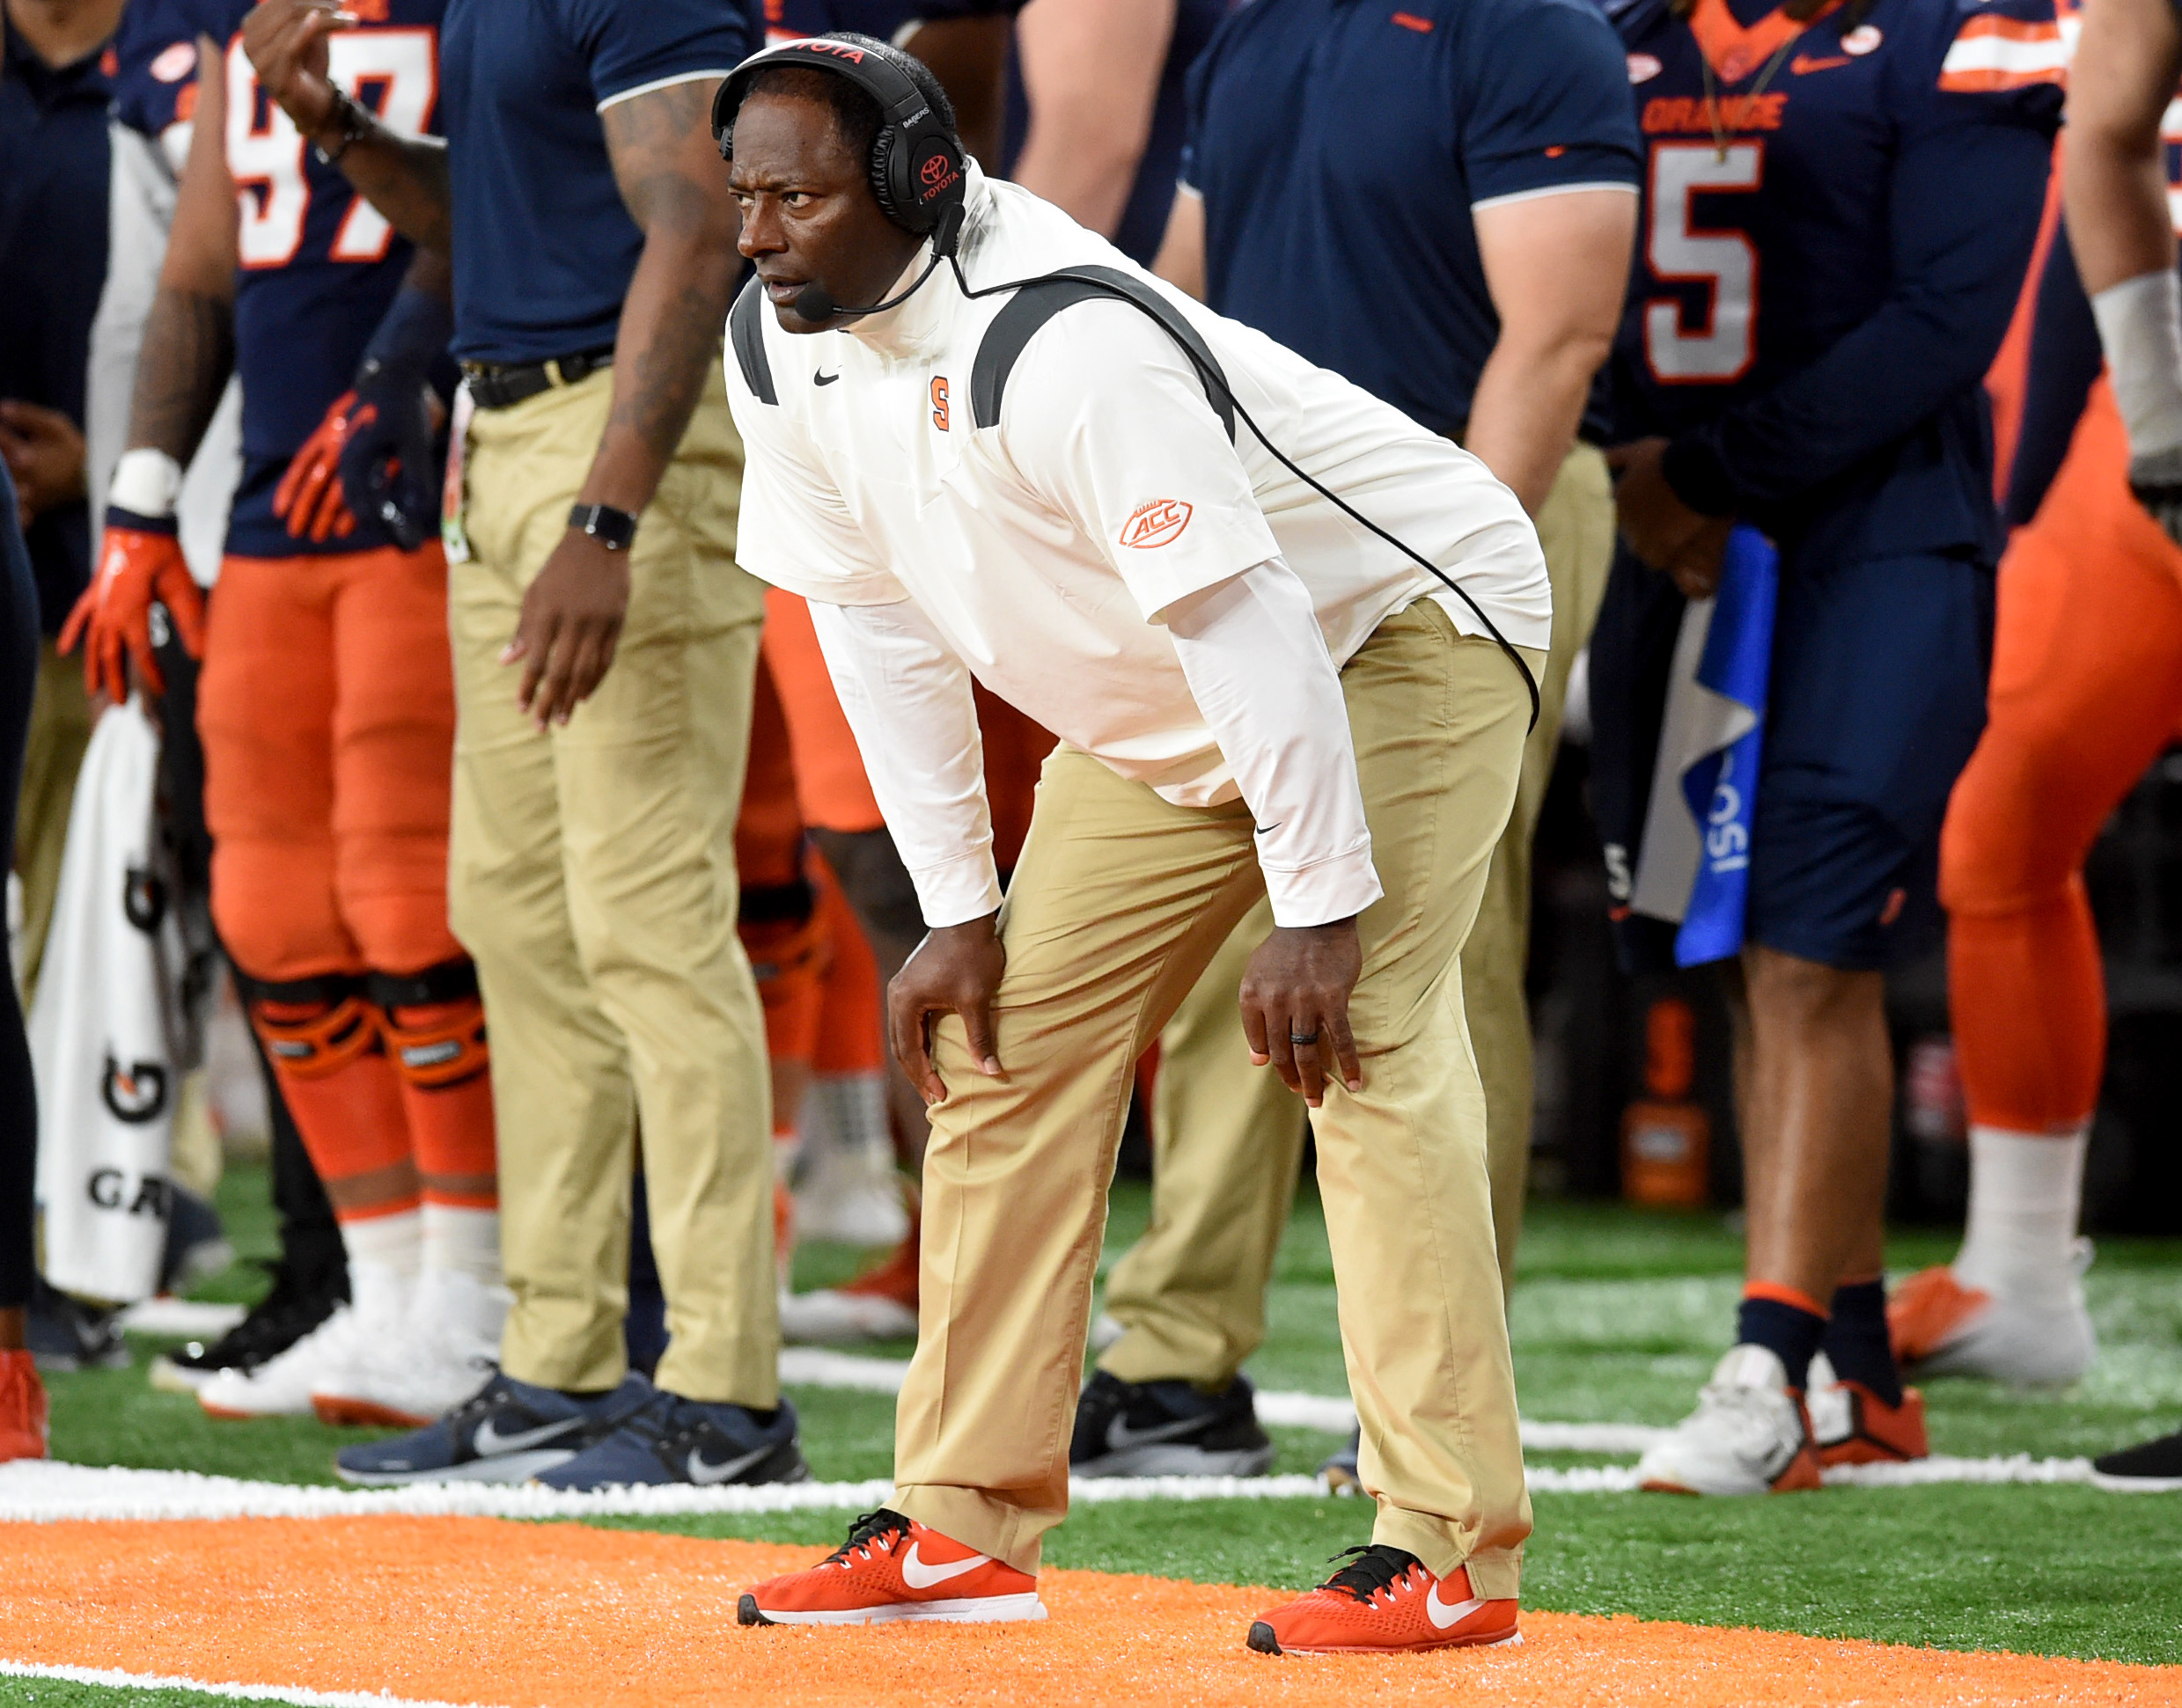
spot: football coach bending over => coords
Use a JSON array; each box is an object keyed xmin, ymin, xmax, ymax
[{"xmin": 724, "ymin": 36, "xmax": 1548, "ymax": 1656}]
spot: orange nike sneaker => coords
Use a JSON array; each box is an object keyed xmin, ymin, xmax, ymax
[
  {"xmin": 1811, "ymin": 1377, "xmax": 1929, "ymax": 1467},
  {"xmin": 1247, "ymin": 1545, "xmax": 1518, "ymax": 1656},
  {"xmin": 738, "ymin": 1507, "xmax": 1047, "ymax": 1626},
  {"xmin": 1887, "ymin": 1266, "xmax": 1988, "ymax": 1366},
  {"xmin": 0, "ymin": 1349, "xmax": 50, "ymax": 1462}
]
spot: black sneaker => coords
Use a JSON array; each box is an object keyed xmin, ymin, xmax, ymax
[
  {"xmin": 535, "ymin": 1389, "xmax": 809, "ymax": 1490},
  {"xmin": 337, "ymin": 1371, "xmax": 655, "ymax": 1485},
  {"xmin": 2090, "ymin": 1427, "xmax": 2182, "ymax": 1492},
  {"xmin": 148, "ymin": 1257, "xmax": 346, "ymax": 1395},
  {"xmin": 1069, "ymin": 1369, "xmax": 1275, "ymax": 1477},
  {"xmin": 1319, "ymin": 1426, "xmax": 1362, "ymax": 1494},
  {"xmin": 27, "ymin": 1279, "xmax": 129, "ymax": 1373}
]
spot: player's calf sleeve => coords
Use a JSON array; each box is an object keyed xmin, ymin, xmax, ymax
[
  {"xmin": 1820, "ymin": 1279, "xmax": 1904, "ymax": 1408},
  {"xmin": 740, "ymin": 876, "xmax": 829, "ymax": 1147},
  {"xmin": 367, "ymin": 963, "xmax": 499, "ymax": 1285},
  {"xmin": 241, "ymin": 972, "xmax": 421, "ymax": 1272}
]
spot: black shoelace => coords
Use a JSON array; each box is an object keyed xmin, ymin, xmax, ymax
[
  {"xmin": 1318, "ymin": 1543, "xmax": 1422, "ymax": 1603},
  {"xmin": 824, "ymin": 1508, "xmax": 913, "ymax": 1566}
]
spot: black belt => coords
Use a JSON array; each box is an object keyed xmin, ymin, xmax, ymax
[{"xmin": 461, "ymin": 346, "xmax": 615, "ymax": 411}]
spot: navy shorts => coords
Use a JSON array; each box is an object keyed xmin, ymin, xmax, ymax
[{"xmin": 1590, "ymin": 545, "xmax": 1994, "ymax": 974}]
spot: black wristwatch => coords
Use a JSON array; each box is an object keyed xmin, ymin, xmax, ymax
[
  {"xmin": 312, "ymin": 86, "xmax": 374, "ymax": 165},
  {"xmin": 569, "ymin": 502, "xmax": 639, "ymax": 552}
]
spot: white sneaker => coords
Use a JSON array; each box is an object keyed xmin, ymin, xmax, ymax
[
  {"xmin": 312, "ymin": 1267, "xmax": 508, "ymax": 1428},
  {"xmin": 197, "ymin": 1304, "xmax": 361, "ymax": 1419},
  {"xmin": 1635, "ymin": 1345, "xmax": 1824, "ymax": 1496},
  {"xmin": 777, "ymin": 1286, "xmax": 918, "ymax": 1344},
  {"xmin": 793, "ymin": 1076, "xmax": 908, "ymax": 1248},
  {"xmin": 1889, "ymin": 1242, "xmax": 2097, "ymax": 1387}
]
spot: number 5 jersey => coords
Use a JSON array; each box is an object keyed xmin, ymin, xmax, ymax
[{"xmin": 1603, "ymin": 0, "xmax": 2063, "ymax": 565}]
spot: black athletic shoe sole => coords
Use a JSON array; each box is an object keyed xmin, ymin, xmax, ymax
[
  {"xmin": 1247, "ymin": 1621, "xmax": 1282, "ymax": 1654},
  {"xmin": 739, "ymin": 1595, "xmax": 771, "ymax": 1626}
]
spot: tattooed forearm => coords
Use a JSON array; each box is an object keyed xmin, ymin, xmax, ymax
[
  {"xmin": 129, "ymin": 287, "xmax": 237, "ymax": 464},
  {"xmin": 576, "ymin": 78, "xmax": 744, "ymax": 514}
]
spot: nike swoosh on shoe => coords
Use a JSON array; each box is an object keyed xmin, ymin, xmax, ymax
[
  {"xmin": 684, "ymin": 1443, "xmax": 775, "ymax": 1485},
  {"xmin": 1425, "ymin": 1583, "xmax": 1486, "ymax": 1630},
  {"xmin": 1105, "ymin": 1412, "xmax": 1214, "ymax": 1453},
  {"xmin": 472, "ymin": 1417, "xmax": 582, "ymax": 1456},
  {"xmin": 900, "ymin": 1543, "xmax": 992, "ymax": 1589}
]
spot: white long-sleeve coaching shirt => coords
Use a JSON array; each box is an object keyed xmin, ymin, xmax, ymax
[{"xmin": 726, "ymin": 165, "xmax": 1549, "ymax": 930}]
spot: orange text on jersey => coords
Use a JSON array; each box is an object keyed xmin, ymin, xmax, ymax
[{"xmin": 1642, "ymin": 93, "xmax": 1788, "ymax": 134}]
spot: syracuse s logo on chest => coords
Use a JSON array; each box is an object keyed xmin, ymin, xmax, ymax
[{"xmin": 1119, "ymin": 498, "xmax": 1193, "ymax": 549}]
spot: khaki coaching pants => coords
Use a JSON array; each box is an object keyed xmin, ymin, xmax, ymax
[
  {"xmin": 894, "ymin": 600, "xmax": 1541, "ymax": 1592},
  {"xmin": 1099, "ymin": 446, "xmax": 1615, "ymax": 1390},
  {"xmin": 449, "ymin": 361, "xmax": 778, "ymax": 1405}
]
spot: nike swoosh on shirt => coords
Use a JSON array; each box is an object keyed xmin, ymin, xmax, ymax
[
  {"xmin": 814, "ymin": 370, "xmax": 841, "ymax": 385},
  {"xmin": 684, "ymin": 1443, "xmax": 776, "ymax": 1485},
  {"xmin": 1789, "ymin": 53, "xmax": 1850, "ymax": 73},
  {"xmin": 472, "ymin": 1417, "xmax": 582, "ymax": 1456},
  {"xmin": 900, "ymin": 1543, "xmax": 992, "ymax": 1589},
  {"xmin": 1255, "ymin": 822, "xmax": 1282, "ymax": 836},
  {"xmin": 1425, "ymin": 1582, "xmax": 1488, "ymax": 1630}
]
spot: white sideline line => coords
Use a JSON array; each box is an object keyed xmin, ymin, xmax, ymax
[
  {"xmin": 0, "ymin": 1659, "xmax": 497, "ymax": 1708},
  {"xmin": 0, "ymin": 1453, "xmax": 2103, "ymax": 1524}
]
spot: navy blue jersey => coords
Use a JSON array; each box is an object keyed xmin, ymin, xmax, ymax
[
  {"xmin": 1608, "ymin": 0, "xmax": 2062, "ymax": 566},
  {"xmin": 192, "ymin": 0, "xmax": 444, "ymax": 557},
  {"xmin": 110, "ymin": 0, "xmax": 202, "ymax": 143},
  {"xmin": 765, "ymin": 0, "xmax": 1022, "ymax": 41},
  {"xmin": 1182, "ymin": 0, "xmax": 1642, "ymax": 439},
  {"xmin": 442, "ymin": 0, "xmax": 756, "ymax": 368},
  {"xmin": 0, "ymin": 24, "xmax": 111, "ymax": 627}
]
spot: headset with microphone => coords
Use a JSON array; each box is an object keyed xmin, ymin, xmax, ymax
[{"xmin": 711, "ymin": 36, "xmax": 1541, "ymax": 729}]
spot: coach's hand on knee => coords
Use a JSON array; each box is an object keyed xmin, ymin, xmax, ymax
[
  {"xmin": 888, "ymin": 912, "xmax": 1007, "ymax": 1105},
  {"xmin": 1239, "ymin": 920, "xmax": 1363, "ymax": 1107},
  {"xmin": 503, "ymin": 529, "xmax": 630, "ymax": 729}
]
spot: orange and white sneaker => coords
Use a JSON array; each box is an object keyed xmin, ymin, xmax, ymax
[
  {"xmin": 1635, "ymin": 1345, "xmax": 1824, "ymax": 1495},
  {"xmin": 1247, "ymin": 1545, "xmax": 1518, "ymax": 1655},
  {"xmin": 1806, "ymin": 1356, "xmax": 1929, "ymax": 1467},
  {"xmin": 0, "ymin": 1349, "xmax": 50, "ymax": 1462},
  {"xmin": 1887, "ymin": 1258, "xmax": 2095, "ymax": 1387},
  {"xmin": 738, "ymin": 1508, "xmax": 1047, "ymax": 1626}
]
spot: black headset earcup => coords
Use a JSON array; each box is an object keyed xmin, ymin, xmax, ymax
[{"xmin": 869, "ymin": 121, "xmax": 907, "ymax": 225}]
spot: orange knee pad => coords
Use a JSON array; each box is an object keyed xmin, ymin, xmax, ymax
[
  {"xmin": 246, "ymin": 977, "xmax": 380, "ymax": 1082},
  {"xmin": 365, "ymin": 962, "xmax": 490, "ymax": 1091}
]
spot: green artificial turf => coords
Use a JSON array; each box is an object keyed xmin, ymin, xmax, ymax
[{"xmin": 28, "ymin": 1161, "xmax": 2182, "ymax": 1674}]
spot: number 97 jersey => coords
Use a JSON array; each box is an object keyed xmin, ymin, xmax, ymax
[
  {"xmin": 1605, "ymin": 0, "xmax": 2063, "ymax": 560},
  {"xmin": 196, "ymin": 0, "xmax": 444, "ymax": 557}
]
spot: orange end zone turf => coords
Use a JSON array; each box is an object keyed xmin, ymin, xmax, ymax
[{"xmin": 1, "ymin": 1516, "xmax": 2173, "ymax": 1707}]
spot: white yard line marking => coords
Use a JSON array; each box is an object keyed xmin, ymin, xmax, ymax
[
  {"xmin": 0, "ymin": 1453, "xmax": 2101, "ymax": 1524},
  {"xmin": 0, "ymin": 1659, "xmax": 499, "ymax": 1708}
]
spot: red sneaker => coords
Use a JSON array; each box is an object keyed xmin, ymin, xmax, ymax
[
  {"xmin": 0, "ymin": 1349, "xmax": 49, "ymax": 1462},
  {"xmin": 1886, "ymin": 1265, "xmax": 1987, "ymax": 1365},
  {"xmin": 1247, "ymin": 1545, "xmax": 1518, "ymax": 1655},
  {"xmin": 1811, "ymin": 1378, "xmax": 1929, "ymax": 1467},
  {"xmin": 738, "ymin": 1508, "xmax": 1047, "ymax": 1626}
]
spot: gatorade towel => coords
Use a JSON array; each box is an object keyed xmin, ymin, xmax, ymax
[
  {"xmin": 1625, "ymin": 525, "xmax": 1779, "ymax": 967},
  {"xmin": 29, "ymin": 697, "xmax": 179, "ymax": 1303}
]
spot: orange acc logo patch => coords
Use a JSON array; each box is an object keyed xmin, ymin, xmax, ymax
[{"xmin": 1119, "ymin": 498, "xmax": 1193, "ymax": 549}]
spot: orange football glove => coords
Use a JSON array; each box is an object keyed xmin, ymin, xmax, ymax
[
  {"xmin": 59, "ymin": 518, "xmax": 207, "ymax": 702},
  {"xmin": 273, "ymin": 389, "xmax": 363, "ymax": 544}
]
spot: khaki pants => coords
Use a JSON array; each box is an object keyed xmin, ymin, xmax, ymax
[
  {"xmin": 15, "ymin": 639, "xmax": 93, "ymax": 1004},
  {"xmin": 1100, "ymin": 446, "xmax": 1615, "ymax": 1389},
  {"xmin": 450, "ymin": 362, "xmax": 776, "ymax": 1404},
  {"xmin": 894, "ymin": 601, "xmax": 1540, "ymax": 1591}
]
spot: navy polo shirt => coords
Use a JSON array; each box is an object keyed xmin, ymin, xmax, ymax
[
  {"xmin": 0, "ymin": 25, "xmax": 111, "ymax": 633},
  {"xmin": 441, "ymin": 0, "xmax": 759, "ymax": 366},
  {"xmin": 1181, "ymin": 0, "xmax": 1641, "ymax": 440}
]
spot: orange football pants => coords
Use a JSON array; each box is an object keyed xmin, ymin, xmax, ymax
[
  {"xmin": 1941, "ymin": 378, "xmax": 2182, "ymax": 1133},
  {"xmin": 198, "ymin": 544, "xmax": 495, "ymax": 1221}
]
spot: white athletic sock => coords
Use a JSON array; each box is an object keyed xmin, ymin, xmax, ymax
[
  {"xmin": 345, "ymin": 1254, "xmax": 415, "ymax": 1336},
  {"xmin": 1952, "ymin": 1125, "xmax": 2089, "ymax": 1297},
  {"xmin": 421, "ymin": 1202, "xmax": 501, "ymax": 1286},
  {"xmin": 338, "ymin": 1206, "xmax": 422, "ymax": 1273}
]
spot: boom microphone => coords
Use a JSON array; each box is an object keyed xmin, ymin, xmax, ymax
[{"xmin": 792, "ymin": 247, "xmax": 946, "ymax": 325}]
